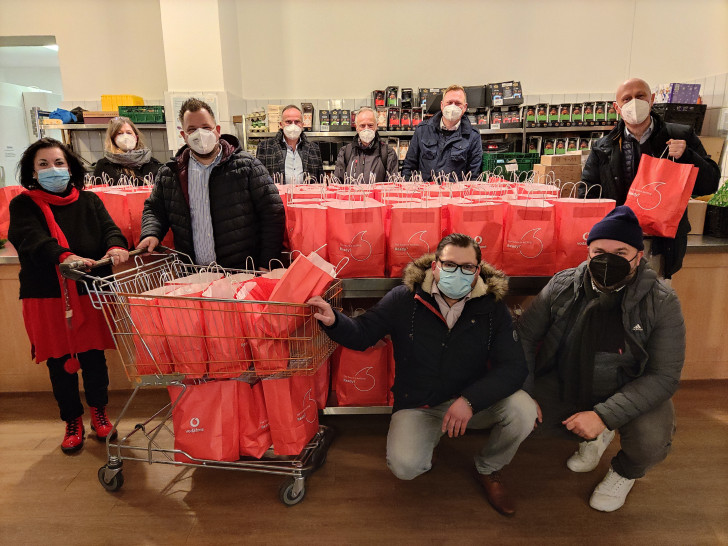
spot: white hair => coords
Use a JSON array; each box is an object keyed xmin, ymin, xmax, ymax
[{"xmin": 355, "ymin": 106, "xmax": 377, "ymax": 126}]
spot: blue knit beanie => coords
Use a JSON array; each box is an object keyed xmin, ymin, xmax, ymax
[{"xmin": 587, "ymin": 205, "xmax": 644, "ymax": 251}]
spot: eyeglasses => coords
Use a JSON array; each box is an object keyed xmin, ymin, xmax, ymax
[{"xmin": 438, "ymin": 260, "xmax": 478, "ymax": 275}]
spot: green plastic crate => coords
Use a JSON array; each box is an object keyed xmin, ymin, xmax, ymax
[
  {"xmin": 482, "ymin": 152, "xmax": 539, "ymax": 177},
  {"xmin": 118, "ymin": 105, "xmax": 165, "ymax": 124}
]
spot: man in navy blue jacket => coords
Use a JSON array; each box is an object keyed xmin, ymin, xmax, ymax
[
  {"xmin": 309, "ymin": 234, "xmax": 537, "ymax": 517},
  {"xmin": 402, "ymin": 85, "xmax": 483, "ymax": 182}
]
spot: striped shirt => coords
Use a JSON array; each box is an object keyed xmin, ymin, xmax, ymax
[
  {"xmin": 284, "ymin": 139, "xmax": 303, "ymax": 184},
  {"xmin": 187, "ymin": 147, "xmax": 223, "ymax": 265}
]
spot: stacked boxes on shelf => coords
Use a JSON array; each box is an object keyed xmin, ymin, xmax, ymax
[{"xmin": 533, "ymin": 154, "xmax": 583, "ymax": 192}]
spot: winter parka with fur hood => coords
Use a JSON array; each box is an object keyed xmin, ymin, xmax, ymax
[{"xmin": 322, "ymin": 254, "xmax": 527, "ymax": 413}]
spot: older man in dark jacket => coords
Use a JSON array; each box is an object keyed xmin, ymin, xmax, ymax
[
  {"xmin": 255, "ymin": 105, "xmax": 323, "ymax": 183},
  {"xmin": 309, "ymin": 234, "xmax": 537, "ymax": 517},
  {"xmin": 139, "ymin": 98, "xmax": 284, "ymax": 269},
  {"xmin": 581, "ymin": 78, "xmax": 720, "ymax": 278},
  {"xmin": 402, "ymin": 85, "xmax": 483, "ymax": 182},
  {"xmin": 518, "ymin": 206, "xmax": 685, "ymax": 513}
]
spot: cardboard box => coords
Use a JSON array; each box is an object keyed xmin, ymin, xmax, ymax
[
  {"xmin": 386, "ymin": 86, "xmax": 399, "ymax": 107},
  {"xmin": 376, "ymin": 107, "xmax": 387, "ymax": 129},
  {"xmin": 699, "ymin": 136, "xmax": 725, "ymax": 163},
  {"xmin": 542, "ymin": 154, "xmax": 581, "ymax": 166},
  {"xmin": 687, "ymin": 199, "xmax": 708, "ymax": 234},
  {"xmin": 533, "ymin": 163, "xmax": 583, "ymax": 184},
  {"xmin": 654, "ymin": 83, "xmax": 702, "ymax": 104}
]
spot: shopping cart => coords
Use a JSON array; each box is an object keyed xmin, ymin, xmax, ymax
[{"xmin": 60, "ymin": 248, "xmax": 341, "ymax": 506}]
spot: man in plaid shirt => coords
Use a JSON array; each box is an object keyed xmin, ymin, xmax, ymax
[{"xmin": 256, "ymin": 105, "xmax": 323, "ymax": 183}]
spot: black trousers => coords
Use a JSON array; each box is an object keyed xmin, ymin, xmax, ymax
[{"xmin": 46, "ymin": 349, "xmax": 109, "ymax": 422}]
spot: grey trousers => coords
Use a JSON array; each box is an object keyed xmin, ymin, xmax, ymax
[
  {"xmin": 386, "ymin": 390, "xmax": 537, "ymax": 480},
  {"xmin": 611, "ymin": 398, "xmax": 676, "ymax": 479}
]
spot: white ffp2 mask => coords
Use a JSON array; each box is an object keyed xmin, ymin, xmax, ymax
[
  {"xmin": 620, "ymin": 98, "xmax": 651, "ymax": 125},
  {"xmin": 115, "ymin": 134, "xmax": 137, "ymax": 151},
  {"xmin": 442, "ymin": 104, "xmax": 463, "ymax": 122},
  {"xmin": 186, "ymin": 128, "xmax": 218, "ymax": 155},
  {"xmin": 358, "ymin": 129, "xmax": 375, "ymax": 144},
  {"xmin": 283, "ymin": 124, "xmax": 303, "ymax": 140}
]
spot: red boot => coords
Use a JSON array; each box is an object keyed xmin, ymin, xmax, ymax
[
  {"xmin": 61, "ymin": 416, "xmax": 85, "ymax": 454},
  {"xmin": 90, "ymin": 406, "xmax": 117, "ymax": 441}
]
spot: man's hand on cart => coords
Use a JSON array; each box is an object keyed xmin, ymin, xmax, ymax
[
  {"xmin": 62, "ymin": 254, "xmax": 95, "ymax": 270},
  {"xmin": 101, "ymin": 248, "xmax": 130, "ymax": 266},
  {"xmin": 308, "ymin": 296, "xmax": 335, "ymax": 327},
  {"xmin": 137, "ymin": 236, "xmax": 160, "ymax": 253}
]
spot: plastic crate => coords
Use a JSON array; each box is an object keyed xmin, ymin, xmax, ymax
[
  {"xmin": 118, "ymin": 105, "xmax": 165, "ymax": 124},
  {"xmin": 101, "ymin": 94, "xmax": 144, "ymax": 112},
  {"xmin": 652, "ymin": 103, "xmax": 706, "ymax": 134},
  {"xmin": 482, "ymin": 152, "xmax": 539, "ymax": 176}
]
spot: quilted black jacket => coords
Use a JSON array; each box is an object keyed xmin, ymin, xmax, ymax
[{"xmin": 140, "ymin": 135, "xmax": 284, "ymax": 268}]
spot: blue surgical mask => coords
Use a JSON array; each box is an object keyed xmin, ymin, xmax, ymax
[
  {"xmin": 436, "ymin": 267, "xmax": 473, "ymax": 300},
  {"xmin": 36, "ymin": 167, "xmax": 70, "ymax": 193}
]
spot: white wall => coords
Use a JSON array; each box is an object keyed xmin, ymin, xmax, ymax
[
  {"xmin": 0, "ymin": 0, "xmax": 167, "ymax": 103},
  {"xmin": 0, "ymin": 67, "xmax": 63, "ymax": 95},
  {"xmin": 236, "ymin": 0, "xmax": 728, "ymax": 99}
]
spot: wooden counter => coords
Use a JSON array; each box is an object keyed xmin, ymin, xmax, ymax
[{"xmin": 1, "ymin": 235, "xmax": 727, "ymax": 392}]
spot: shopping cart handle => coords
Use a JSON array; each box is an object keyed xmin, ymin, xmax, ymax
[{"xmin": 59, "ymin": 248, "xmax": 150, "ymax": 280}]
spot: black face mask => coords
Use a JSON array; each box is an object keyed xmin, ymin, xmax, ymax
[{"xmin": 588, "ymin": 253, "xmax": 638, "ymax": 290}]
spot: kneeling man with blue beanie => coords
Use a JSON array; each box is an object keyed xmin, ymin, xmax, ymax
[{"xmin": 518, "ymin": 205, "xmax": 685, "ymax": 512}]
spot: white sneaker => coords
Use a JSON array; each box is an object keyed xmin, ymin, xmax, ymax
[
  {"xmin": 589, "ymin": 467, "xmax": 635, "ymax": 512},
  {"xmin": 566, "ymin": 429, "xmax": 616, "ymax": 472}
]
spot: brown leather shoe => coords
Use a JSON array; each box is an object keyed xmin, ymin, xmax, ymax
[{"xmin": 476, "ymin": 470, "xmax": 516, "ymax": 516}]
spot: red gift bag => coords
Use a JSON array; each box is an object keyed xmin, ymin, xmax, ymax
[
  {"xmin": 286, "ymin": 203, "xmax": 328, "ymax": 260},
  {"xmin": 624, "ymin": 154, "xmax": 698, "ymax": 237},
  {"xmin": 554, "ymin": 198, "xmax": 616, "ymax": 270},
  {"xmin": 332, "ymin": 340, "xmax": 390, "ymax": 406},
  {"xmin": 261, "ymin": 373, "xmax": 319, "ymax": 455},
  {"xmin": 160, "ymin": 284, "xmax": 209, "ymax": 378},
  {"xmin": 168, "ymin": 380, "xmax": 240, "ymax": 463},
  {"xmin": 0, "ymin": 186, "xmax": 24, "ymax": 237},
  {"xmin": 128, "ymin": 286, "xmax": 175, "ymax": 376},
  {"xmin": 237, "ymin": 380, "xmax": 272, "ymax": 458},
  {"xmin": 387, "ymin": 203, "xmax": 442, "ymax": 278},
  {"xmin": 92, "ymin": 189, "xmax": 133, "ymax": 244},
  {"xmin": 236, "ymin": 277, "xmax": 291, "ymax": 374},
  {"xmin": 326, "ymin": 199, "xmax": 387, "ymax": 278},
  {"xmin": 263, "ymin": 252, "xmax": 335, "ymax": 336},
  {"xmin": 200, "ymin": 276, "xmax": 255, "ymax": 378},
  {"xmin": 313, "ymin": 358, "xmax": 331, "ymax": 409},
  {"xmin": 448, "ymin": 201, "xmax": 506, "ymax": 269},
  {"xmin": 502, "ymin": 200, "xmax": 556, "ymax": 276}
]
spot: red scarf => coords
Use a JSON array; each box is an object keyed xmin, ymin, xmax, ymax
[{"xmin": 25, "ymin": 187, "xmax": 84, "ymax": 373}]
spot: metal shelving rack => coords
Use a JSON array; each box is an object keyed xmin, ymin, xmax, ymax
[{"xmin": 238, "ymin": 124, "xmax": 615, "ymax": 153}]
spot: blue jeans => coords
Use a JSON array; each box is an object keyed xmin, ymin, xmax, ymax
[{"xmin": 386, "ymin": 390, "xmax": 537, "ymax": 480}]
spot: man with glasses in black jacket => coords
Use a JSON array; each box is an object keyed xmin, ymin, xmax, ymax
[{"xmin": 308, "ymin": 233, "xmax": 537, "ymax": 517}]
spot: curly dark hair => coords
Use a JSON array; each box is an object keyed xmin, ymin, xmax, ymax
[
  {"xmin": 435, "ymin": 233, "xmax": 482, "ymax": 264},
  {"xmin": 16, "ymin": 138, "xmax": 86, "ymax": 191}
]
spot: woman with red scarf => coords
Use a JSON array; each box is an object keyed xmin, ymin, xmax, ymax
[{"xmin": 8, "ymin": 138, "xmax": 130, "ymax": 454}]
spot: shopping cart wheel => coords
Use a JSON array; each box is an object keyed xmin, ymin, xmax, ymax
[
  {"xmin": 98, "ymin": 465, "xmax": 124, "ymax": 492},
  {"xmin": 278, "ymin": 478, "xmax": 306, "ymax": 506}
]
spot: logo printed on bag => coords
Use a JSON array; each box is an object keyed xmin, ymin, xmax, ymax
[
  {"xmin": 343, "ymin": 366, "xmax": 376, "ymax": 392},
  {"xmin": 506, "ymin": 228, "xmax": 543, "ymax": 258},
  {"xmin": 393, "ymin": 230, "xmax": 431, "ymax": 261},
  {"xmin": 186, "ymin": 417, "xmax": 205, "ymax": 434},
  {"xmin": 630, "ymin": 181, "xmax": 665, "ymax": 211},
  {"xmin": 339, "ymin": 230, "xmax": 373, "ymax": 261},
  {"xmin": 473, "ymin": 235, "xmax": 487, "ymax": 250},
  {"xmin": 296, "ymin": 389, "xmax": 318, "ymax": 423},
  {"xmin": 578, "ymin": 231, "xmax": 589, "ymax": 246}
]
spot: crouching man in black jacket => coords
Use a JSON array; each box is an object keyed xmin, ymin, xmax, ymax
[{"xmin": 308, "ymin": 234, "xmax": 537, "ymax": 517}]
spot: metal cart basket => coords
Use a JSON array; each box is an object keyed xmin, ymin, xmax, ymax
[{"xmin": 61, "ymin": 249, "xmax": 341, "ymax": 506}]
